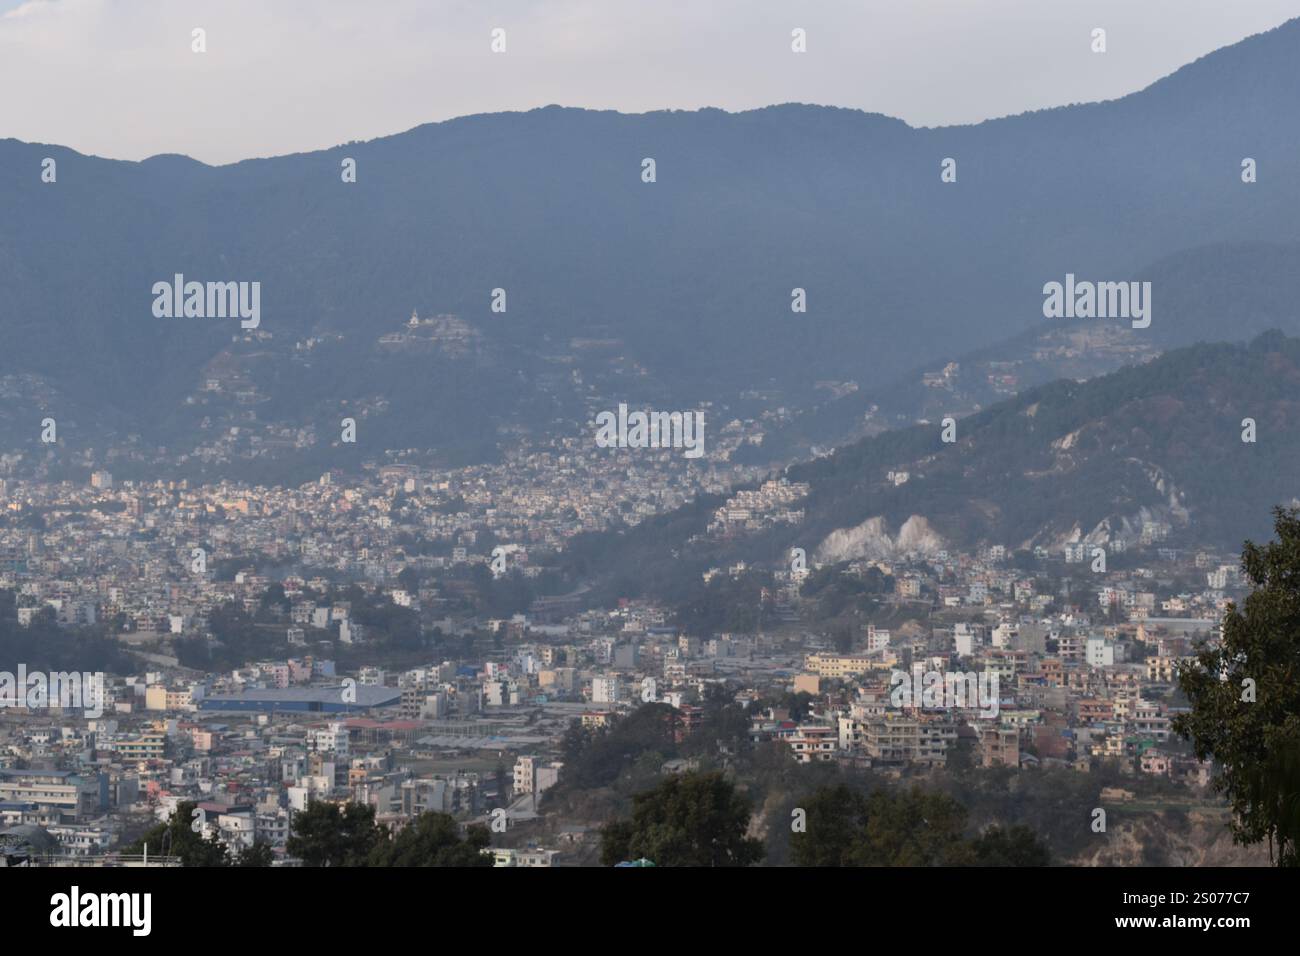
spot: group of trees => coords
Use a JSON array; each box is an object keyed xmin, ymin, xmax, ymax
[
  {"xmin": 598, "ymin": 772, "xmax": 1051, "ymax": 867},
  {"xmin": 286, "ymin": 800, "xmax": 492, "ymax": 867},
  {"xmin": 600, "ymin": 772, "xmax": 764, "ymax": 866},
  {"xmin": 673, "ymin": 570, "xmax": 773, "ymax": 635},
  {"xmin": 174, "ymin": 600, "xmax": 286, "ymax": 671},
  {"xmin": 126, "ymin": 800, "xmax": 492, "ymax": 867},
  {"xmin": 0, "ymin": 589, "xmax": 137, "ymax": 676},
  {"xmin": 788, "ymin": 784, "xmax": 1049, "ymax": 867},
  {"xmin": 287, "ymin": 801, "xmax": 488, "ymax": 868},
  {"xmin": 798, "ymin": 564, "xmax": 894, "ymax": 621}
]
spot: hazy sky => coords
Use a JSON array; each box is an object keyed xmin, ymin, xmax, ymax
[{"xmin": 3, "ymin": 0, "xmax": 1299, "ymax": 165}]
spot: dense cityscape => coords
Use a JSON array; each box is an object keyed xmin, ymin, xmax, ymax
[
  {"xmin": 4, "ymin": 2, "xmax": 1297, "ymax": 938},
  {"xmin": 0, "ymin": 446, "xmax": 1251, "ymax": 867}
]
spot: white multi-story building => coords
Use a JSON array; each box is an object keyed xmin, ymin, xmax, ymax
[
  {"xmin": 306, "ymin": 722, "xmax": 349, "ymax": 759},
  {"xmin": 865, "ymin": 625, "xmax": 891, "ymax": 652},
  {"xmin": 1085, "ymin": 636, "xmax": 1115, "ymax": 668},
  {"xmin": 513, "ymin": 755, "xmax": 537, "ymax": 797},
  {"xmin": 591, "ymin": 677, "xmax": 619, "ymax": 705}
]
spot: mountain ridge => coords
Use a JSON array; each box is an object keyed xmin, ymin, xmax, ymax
[
  {"xmin": 3, "ymin": 19, "xmax": 1300, "ymax": 477},
  {"xmin": 14, "ymin": 16, "xmax": 1300, "ymax": 166}
]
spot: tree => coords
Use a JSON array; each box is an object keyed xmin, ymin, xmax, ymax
[
  {"xmin": 600, "ymin": 771, "xmax": 763, "ymax": 867},
  {"xmin": 286, "ymin": 801, "xmax": 384, "ymax": 867},
  {"xmin": 968, "ymin": 825, "xmax": 1052, "ymax": 866},
  {"xmin": 560, "ymin": 719, "xmax": 594, "ymax": 765},
  {"xmin": 832, "ymin": 624, "xmax": 855, "ymax": 654},
  {"xmin": 776, "ymin": 691, "xmax": 815, "ymax": 722},
  {"xmin": 945, "ymin": 736, "xmax": 976, "ymax": 773},
  {"xmin": 259, "ymin": 582, "xmax": 290, "ymax": 616},
  {"xmin": 122, "ymin": 801, "xmax": 230, "ymax": 867},
  {"xmin": 397, "ymin": 566, "xmax": 421, "ymax": 593},
  {"xmin": 788, "ymin": 784, "xmax": 872, "ymax": 866},
  {"xmin": 494, "ymin": 761, "xmax": 510, "ymax": 808},
  {"xmin": 234, "ymin": 840, "xmax": 276, "ymax": 867},
  {"xmin": 368, "ymin": 812, "xmax": 493, "ymax": 867},
  {"xmin": 1174, "ymin": 506, "xmax": 1300, "ymax": 866}
]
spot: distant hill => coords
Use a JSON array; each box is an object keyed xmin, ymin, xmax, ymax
[
  {"xmin": 743, "ymin": 239, "xmax": 1300, "ymax": 463},
  {"xmin": 562, "ymin": 332, "xmax": 1300, "ymax": 600},
  {"xmin": 4, "ymin": 20, "xmax": 1300, "ymax": 470}
]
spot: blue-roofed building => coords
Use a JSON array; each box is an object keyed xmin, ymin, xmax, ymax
[{"xmin": 197, "ymin": 685, "xmax": 401, "ymax": 714}]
